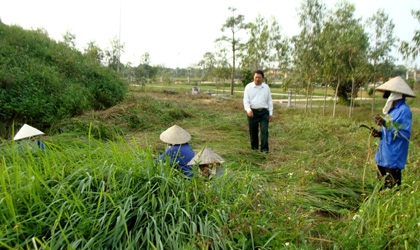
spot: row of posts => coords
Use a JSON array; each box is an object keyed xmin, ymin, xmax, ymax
[{"xmin": 190, "ymin": 87, "xmax": 293, "ymax": 107}]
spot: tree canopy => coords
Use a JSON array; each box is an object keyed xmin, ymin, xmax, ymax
[{"xmin": 200, "ymin": 0, "xmax": 412, "ymax": 112}]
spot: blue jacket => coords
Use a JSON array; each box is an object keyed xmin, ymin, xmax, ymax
[
  {"xmin": 158, "ymin": 143, "xmax": 195, "ymax": 177},
  {"xmin": 375, "ymin": 99, "xmax": 412, "ymax": 170}
]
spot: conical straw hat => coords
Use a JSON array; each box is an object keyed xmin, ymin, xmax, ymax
[
  {"xmin": 159, "ymin": 125, "xmax": 191, "ymax": 144},
  {"xmin": 13, "ymin": 124, "xmax": 44, "ymax": 141},
  {"xmin": 188, "ymin": 147, "xmax": 225, "ymax": 165},
  {"xmin": 375, "ymin": 76, "xmax": 416, "ymax": 98}
]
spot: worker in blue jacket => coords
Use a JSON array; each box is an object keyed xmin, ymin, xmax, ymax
[
  {"xmin": 157, "ymin": 125, "xmax": 195, "ymax": 178},
  {"xmin": 372, "ymin": 76, "xmax": 416, "ymax": 189}
]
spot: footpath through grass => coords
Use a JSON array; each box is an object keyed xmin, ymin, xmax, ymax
[{"xmin": 0, "ymin": 86, "xmax": 419, "ymax": 249}]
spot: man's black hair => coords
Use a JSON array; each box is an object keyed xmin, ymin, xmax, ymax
[{"xmin": 254, "ymin": 70, "xmax": 264, "ymax": 78}]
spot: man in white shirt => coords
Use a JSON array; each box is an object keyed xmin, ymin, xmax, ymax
[{"xmin": 243, "ymin": 70, "xmax": 273, "ymax": 154}]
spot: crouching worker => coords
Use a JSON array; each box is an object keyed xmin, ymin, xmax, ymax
[
  {"xmin": 14, "ymin": 124, "xmax": 47, "ymax": 152},
  {"xmin": 372, "ymin": 76, "xmax": 415, "ymax": 189},
  {"xmin": 157, "ymin": 125, "xmax": 195, "ymax": 178},
  {"xmin": 187, "ymin": 147, "xmax": 226, "ymax": 179}
]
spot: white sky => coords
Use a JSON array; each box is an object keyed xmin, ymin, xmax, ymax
[{"xmin": 2, "ymin": 0, "xmax": 420, "ymax": 68}]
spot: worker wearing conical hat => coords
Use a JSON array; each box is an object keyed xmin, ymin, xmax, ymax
[
  {"xmin": 372, "ymin": 76, "xmax": 415, "ymax": 189},
  {"xmin": 13, "ymin": 124, "xmax": 47, "ymax": 151},
  {"xmin": 157, "ymin": 125, "xmax": 195, "ymax": 178},
  {"xmin": 187, "ymin": 147, "xmax": 226, "ymax": 179}
]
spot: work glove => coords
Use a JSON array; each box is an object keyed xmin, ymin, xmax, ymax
[
  {"xmin": 371, "ymin": 129, "xmax": 382, "ymax": 138},
  {"xmin": 373, "ymin": 115, "xmax": 386, "ymax": 126}
]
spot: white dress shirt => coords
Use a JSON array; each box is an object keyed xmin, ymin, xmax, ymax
[{"xmin": 243, "ymin": 82, "xmax": 273, "ymax": 115}]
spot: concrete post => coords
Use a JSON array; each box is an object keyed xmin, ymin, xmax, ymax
[{"xmin": 287, "ymin": 90, "xmax": 293, "ymax": 107}]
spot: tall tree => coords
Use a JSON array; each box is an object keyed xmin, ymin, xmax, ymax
[
  {"xmin": 104, "ymin": 36, "xmax": 124, "ymax": 72},
  {"xmin": 62, "ymin": 30, "xmax": 76, "ymax": 49},
  {"xmin": 268, "ymin": 17, "xmax": 291, "ymax": 79},
  {"xmin": 399, "ymin": 9, "xmax": 420, "ymax": 60},
  {"xmin": 216, "ymin": 7, "xmax": 247, "ymax": 95},
  {"xmin": 239, "ymin": 16, "xmax": 290, "ymax": 84},
  {"xmin": 366, "ymin": 9, "xmax": 397, "ymax": 114},
  {"xmin": 239, "ymin": 14, "xmax": 270, "ymax": 70},
  {"xmin": 292, "ymin": 0, "xmax": 326, "ymax": 112},
  {"xmin": 198, "ymin": 52, "xmax": 217, "ymax": 80},
  {"xmin": 135, "ymin": 52, "xmax": 158, "ymax": 85},
  {"xmin": 140, "ymin": 52, "xmax": 151, "ymax": 65},
  {"xmin": 319, "ymin": 2, "xmax": 368, "ymax": 117},
  {"xmin": 214, "ymin": 42, "xmax": 232, "ymax": 84},
  {"xmin": 84, "ymin": 41, "xmax": 104, "ymax": 63}
]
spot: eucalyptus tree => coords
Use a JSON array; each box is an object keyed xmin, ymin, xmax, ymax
[
  {"xmin": 134, "ymin": 52, "xmax": 158, "ymax": 85},
  {"xmin": 338, "ymin": 4, "xmax": 369, "ymax": 118},
  {"xmin": 104, "ymin": 36, "xmax": 124, "ymax": 73},
  {"xmin": 239, "ymin": 14, "xmax": 270, "ymax": 70},
  {"xmin": 188, "ymin": 63, "xmax": 202, "ymax": 80},
  {"xmin": 239, "ymin": 15, "xmax": 290, "ymax": 81},
  {"xmin": 318, "ymin": 28, "xmax": 337, "ymax": 116},
  {"xmin": 366, "ymin": 9, "xmax": 398, "ymax": 114},
  {"xmin": 349, "ymin": 59, "xmax": 371, "ymax": 115},
  {"xmin": 268, "ymin": 17, "xmax": 292, "ymax": 82},
  {"xmin": 213, "ymin": 43, "xmax": 232, "ymax": 84},
  {"xmin": 140, "ymin": 52, "xmax": 151, "ymax": 65},
  {"xmin": 319, "ymin": 2, "xmax": 368, "ymax": 117},
  {"xmin": 216, "ymin": 7, "xmax": 247, "ymax": 95},
  {"xmin": 62, "ymin": 31, "xmax": 76, "ymax": 49},
  {"xmin": 400, "ymin": 9, "xmax": 420, "ymax": 60},
  {"xmin": 156, "ymin": 64, "xmax": 173, "ymax": 84},
  {"xmin": 84, "ymin": 41, "xmax": 104, "ymax": 63},
  {"xmin": 292, "ymin": 0, "xmax": 326, "ymax": 112},
  {"xmin": 319, "ymin": 25, "xmax": 340, "ymax": 117},
  {"xmin": 393, "ymin": 64, "xmax": 406, "ymax": 77},
  {"xmin": 198, "ymin": 52, "xmax": 217, "ymax": 81}
]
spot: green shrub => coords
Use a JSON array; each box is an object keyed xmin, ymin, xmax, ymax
[
  {"xmin": 0, "ymin": 23, "xmax": 127, "ymax": 135},
  {"xmin": 367, "ymin": 86, "xmax": 374, "ymax": 96},
  {"xmin": 240, "ymin": 69, "xmax": 253, "ymax": 87}
]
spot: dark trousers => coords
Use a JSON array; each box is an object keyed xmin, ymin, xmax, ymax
[
  {"xmin": 248, "ymin": 109, "xmax": 269, "ymax": 152},
  {"xmin": 377, "ymin": 165, "xmax": 401, "ymax": 189}
]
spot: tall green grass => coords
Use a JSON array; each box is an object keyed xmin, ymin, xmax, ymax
[
  {"xmin": 0, "ymin": 132, "xmax": 279, "ymax": 249},
  {"xmin": 1, "ymin": 88, "xmax": 419, "ymax": 249}
]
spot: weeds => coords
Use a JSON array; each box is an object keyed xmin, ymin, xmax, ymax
[{"xmin": 1, "ymin": 87, "xmax": 419, "ymax": 249}]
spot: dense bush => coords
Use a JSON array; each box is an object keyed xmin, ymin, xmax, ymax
[{"xmin": 0, "ymin": 23, "xmax": 127, "ymax": 136}]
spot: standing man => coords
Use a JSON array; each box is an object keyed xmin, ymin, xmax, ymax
[
  {"xmin": 243, "ymin": 70, "xmax": 273, "ymax": 154},
  {"xmin": 371, "ymin": 76, "xmax": 416, "ymax": 189}
]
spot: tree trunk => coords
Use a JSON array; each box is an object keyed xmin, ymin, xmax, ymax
[
  {"xmin": 230, "ymin": 39, "xmax": 235, "ymax": 95},
  {"xmin": 371, "ymin": 59, "xmax": 377, "ymax": 114},
  {"xmin": 348, "ymin": 53, "xmax": 355, "ymax": 118},
  {"xmin": 310, "ymin": 88, "xmax": 313, "ymax": 111},
  {"xmin": 323, "ymin": 83, "xmax": 328, "ymax": 116},
  {"xmin": 348, "ymin": 76, "xmax": 355, "ymax": 118},
  {"xmin": 305, "ymin": 78, "xmax": 311, "ymax": 113},
  {"xmin": 333, "ymin": 78, "xmax": 340, "ymax": 118}
]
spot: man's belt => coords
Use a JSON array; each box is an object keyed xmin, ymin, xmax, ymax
[{"xmin": 251, "ymin": 108, "xmax": 266, "ymax": 112}]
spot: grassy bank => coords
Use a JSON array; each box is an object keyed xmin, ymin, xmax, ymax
[{"xmin": 1, "ymin": 86, "xmax": 419, "ymax": 249}]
